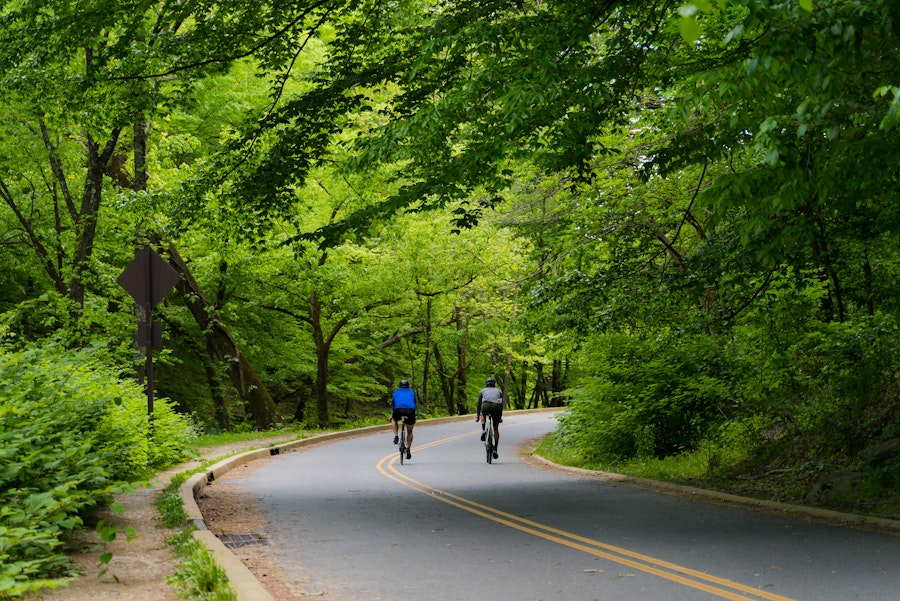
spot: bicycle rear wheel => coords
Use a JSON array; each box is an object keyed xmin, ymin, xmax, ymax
[
  {"xmin": 399, "ymin": 418, "xmax": 407, "ymax": 465},
  {"xmin": 485, "ymin": 416, "xmax": 494, "ymax": 464}
]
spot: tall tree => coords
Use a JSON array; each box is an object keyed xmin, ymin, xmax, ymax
[
  {"xmin": 0, "ymin": 1, "xmax": 345, "ymax": 427},
  {"xmin": 261, "ymin": 240, "xmax": 400, "ymax": 428},
  {"xmin": 652, "ymin": 0, "xmax": 900, "ymax": 323}
]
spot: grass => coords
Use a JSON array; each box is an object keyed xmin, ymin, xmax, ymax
[
  {"xmin": 156, "ymin": 466, "xmax": 236, "ymax": 600},
  {"xmin": 535, "ymin": 431, "xmax": 757, "ymax": 488},
  {"xmin": 193, "ymin": 428, "xmax": 303, "ymax": 450},
  {"xmin": 535, "ymin": 429, "xmax": 759, "ymax": 485},
  {"xmin": 166, "ymin": 530, "xmax": 236, "ymax": 601},
  {"xmin": 533, "ymin": 432, "xmax": 900, "ymax": 520}
]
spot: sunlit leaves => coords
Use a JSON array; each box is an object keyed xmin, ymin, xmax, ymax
[{"xmin": 225, "ymin": 1, "xmax": 681, "ymax": 243}]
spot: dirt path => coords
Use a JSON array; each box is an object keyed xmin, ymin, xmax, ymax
[{"xmin": 30, "ymin": 436, "xmax": 299, "ymax": 601}]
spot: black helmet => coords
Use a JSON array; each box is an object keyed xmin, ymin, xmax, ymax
[
  {"xmin": 399, "ymin": 379, "xmax": 410, "ymax": 388},
  {"xmin": 486, "ymin": 377, "xmax": 495, "ymax": 386}
]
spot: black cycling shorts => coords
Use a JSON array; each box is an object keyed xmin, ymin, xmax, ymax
[
  {"xmin": 392, "ymin": 407, "xmax": 417, "ymax": 425},
  {"xmin": 480, "ymin": 401, "xmax": 502, "ymax": 423}
]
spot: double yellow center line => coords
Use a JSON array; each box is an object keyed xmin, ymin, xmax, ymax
[{"xmin": 376, "ymin": 428, "xmax": 797, "ymax": 601}]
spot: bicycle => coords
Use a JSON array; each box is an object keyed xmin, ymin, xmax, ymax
[
  {"xmin": 484, "ymin": 413, "xmax": 495, "ymax": 464},
  {"xmin": 398, "ymin": 415, "xmax": 408, "ymax": 465}
]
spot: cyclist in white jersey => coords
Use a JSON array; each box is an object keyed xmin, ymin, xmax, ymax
[{"xmin": 476, "ymin": 377, "xmax": 503, "ymax": 459}]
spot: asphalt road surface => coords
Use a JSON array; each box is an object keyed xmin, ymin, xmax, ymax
[{"xmin": 229, "ymin": 411, "xmax": 899, "ymax": 600}]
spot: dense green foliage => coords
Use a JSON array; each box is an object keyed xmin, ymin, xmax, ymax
[
  {"xmin": 0, "ymin": 341, "xmax": 194, "ymax": 597},
  {"xmin": 538, "ymin": 0, "xmax": 900, "ymax": 512},
  {"xmin": 1, "ymin": 0, "xmax": 900, "ymax": 594}
]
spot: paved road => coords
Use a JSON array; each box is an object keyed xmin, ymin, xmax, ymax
[{"xmin": 228, "ymin": 412, "xmax": 899, "ymax": 600}]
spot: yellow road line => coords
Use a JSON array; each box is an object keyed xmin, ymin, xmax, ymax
[{"xmin": 376, "ymin": 428, "xmax": 797, "ymax": 601}]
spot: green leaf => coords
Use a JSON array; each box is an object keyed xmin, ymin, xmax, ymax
[
  {"xmin": 799, "ymin": 0, "xmax": 813, "ymax": 12},
  {"xmin": 679, "ymin": 16, "xmax": 701, "ymax": 43}
]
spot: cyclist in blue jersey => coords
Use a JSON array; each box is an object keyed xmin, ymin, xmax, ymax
[
  {"xmin": 391, "ymin": 379, "xmax": 417, "ymax": 460},
  {"xmin": 476, "ymin": 376, "xmax": 503, "ymax": 459}
]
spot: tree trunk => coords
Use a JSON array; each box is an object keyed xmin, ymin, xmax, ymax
[
  {"xmin": 314, "ymin": 341, "xmax": 329, "ymax": 428},
  {"xmin": 306, "ymin": 290, "xmax": 356, "ymax": 428},
  {"xmin": 517, "ymin": 360, "xmax": 528, "ymax": 409},
  {"xmin": 162, "ymin": 241, "xmax": 280, "ymax": 429},
  {"xmin": 550, "ymin": 358, "xmax": 567, "ymax": 407},
  {"xmin": 454, "ymin": 307, "xmax": 469, "ymax": 415},
  {"xmin": 0, "ymin": 174, "xmax": 67, "ymax": 296},
  {"xmin": 455, "ymin": 364, "xmax": 468, "ymax": 415},
  {"xmin": 163, "ymin": 317, "xmax": 231, "ymax": 430},
  {"xmin": 34, "ymin": 118, "xmax": 120, "ymax": 311},
  {"xmin": 810, "ymin": 204, "xmax": 845, "ymax": 322},
  {"xmin": 863, "ymin": 250, "xmax": 875, "ymax": 316},
  {"xmin": 310, "ymin": 290, "xmax": 330, "ymax": 428},
  {"xmin": 203, "ymin": 341, "xmax": 232, "ymax": 431},
  {"xmin": 293, "ymin": 399, "xmax": 306, "ymax": 423},
  {"xmin": 421, "ymin": 297, "xmax": 433, "ymax": 413},
  {"xmin": 69, "ymin": 131, "xmax": 120, "ymax": 308},
  {"xmin": 133, "ymin": 120, "xmax": 150, "ymax": 192},
  {"xmin": 530, "ymin": 363, "xmax": 550, "ymax": 408},
  {"xmin": 432, "ymin": 343, "xmax": 454, "ymax": 414},
  {"xmin": 502, "ymin": 352, "xmax": 512, "ymax": 407}
]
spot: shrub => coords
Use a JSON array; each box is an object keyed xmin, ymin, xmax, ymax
[
  {"xmin": 0, "ymin": 342, "xmax": 195, "ymax": 597},
  {"xmin": 559, "ymin": 333, "xmax": 734, "ymax": 462},
  {"xmin": 730, "ymin": 313, "xmax": 900, "ymax": 456}
]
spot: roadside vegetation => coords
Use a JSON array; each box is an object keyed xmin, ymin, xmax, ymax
[
  {"xmin": 157, "ymin": 473, "xmax": 235, "ymax": 601},
  {"xmin": 539, "ymin": 320, "xmax": 900, "ymax": 518},
  {"xmin": 0, "ymin": 342, "xmax": 194, "ymax": 598}
]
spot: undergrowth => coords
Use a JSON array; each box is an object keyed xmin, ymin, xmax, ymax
[
  {"xmin": 157, "ymin": 473, "xmax": 235, "ymax": 601},
  {"xmin": 0, "ymin": 342, "xmax": 194, "ymax": 598}
]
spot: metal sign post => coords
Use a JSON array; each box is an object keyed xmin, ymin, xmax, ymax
[{"xmin": 117, "ymin": 244, "xmax": 180, "ymax": 419}]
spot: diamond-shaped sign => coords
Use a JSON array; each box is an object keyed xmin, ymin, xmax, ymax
[{"xmin": 117, "ymin": 245, "xmax": 180, "ymax": 311}]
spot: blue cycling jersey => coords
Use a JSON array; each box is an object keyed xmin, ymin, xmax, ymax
[{"xmin": 392, "ymin": 387, "xmax": 416, "ymax": 409}]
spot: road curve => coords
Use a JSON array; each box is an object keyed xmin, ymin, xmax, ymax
[{"xmin": 205, "ymin": 412, "xmax": 900, "ymax": 601}]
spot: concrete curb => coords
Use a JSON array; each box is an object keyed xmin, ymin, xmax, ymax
[{"xmin": 178, "ymin": 409, "xmax": 898, "ymax": 600}]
